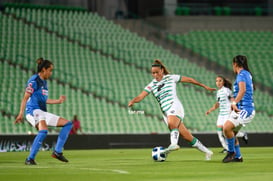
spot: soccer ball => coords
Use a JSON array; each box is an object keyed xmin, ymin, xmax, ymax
[{"xmin": 152, "ymin": 146, "xmax": 167, "ymax": 162}]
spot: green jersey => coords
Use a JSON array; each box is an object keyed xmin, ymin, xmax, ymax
[
  {"xmin": 144, "ymin": 75, "xmax": 182, "ymax": 112},
  {"xmin": 217, "ymin": 86, "xmax": 232, "ymax": 116}
]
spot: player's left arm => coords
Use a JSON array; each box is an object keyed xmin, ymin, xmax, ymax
[
  {"xmin": 181, "ymin": 76, "xmax": 216, "ymax": 92},
  {"xmin": 47, "ymin": 95, "xmax": 66, "ymax": 104}
]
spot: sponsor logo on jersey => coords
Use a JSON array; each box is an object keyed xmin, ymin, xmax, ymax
[
  {"xmin": 42, "ymin": 89, "xmax": 48, "ymax": 96},
  {"xmin": 157, "ymin": 83, "xmax": 165, "ymax": 91}
]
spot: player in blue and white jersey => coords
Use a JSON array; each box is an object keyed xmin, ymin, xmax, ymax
[
  {"xmin": 206, "ymin": 75, "xmax": 248, "ymax": 153},
  {"xmin": 15, "ymin": 58, "xmax": 73, "ymax": 165},
  {"xmin": 222, "ymin": 55, "xmax": 255, "ymax": 163},
  {"xmin": 128, "ymin": 59, "xmax": 215, "ymax": 160}
]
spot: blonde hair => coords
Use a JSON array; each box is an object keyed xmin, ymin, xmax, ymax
[{"xmin": 152, "ymin": 59, "xmax": 170, "ymax": 75}]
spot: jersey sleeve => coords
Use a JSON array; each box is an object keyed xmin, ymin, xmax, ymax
[
  {"xmin": 144, "ymin": 81, "xmax": 153, "ymax": 93},
  {"xmin": 237, "ymin": 71, "xmax": 247, "ymax": 83},
  {"xmin": 25, "ymin": 80, "xmax": 37, "ymax": 94},
  {"xmin": 172, "ymin": 74, "xmax": 182, "ymax": 83},
  {"xmin": 227, "ymin": 88, "xmax": 233, "ymax": 98}
]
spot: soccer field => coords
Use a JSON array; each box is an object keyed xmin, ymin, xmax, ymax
[{"xmin": 0, "ymin": 147, "xmax": 272, "ymax": 181}]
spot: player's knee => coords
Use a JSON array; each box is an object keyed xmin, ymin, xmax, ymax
[
  {"xmin": 64, "ymin": 120, "xmax": 73, "ymax": 128},
  {"xmin": 168, "ymin": 117, "xmax": 181, "ymax": 129},
  {"xmin": 223, "ymin": 126, "xmax": 229, "ymax": 136},
  {"xmin": 223, "ymin": 121, "xmax": 236, "ymax": 138},
  {"xmin": 57, "ymin": 118, "xmax": 71, "ymax": 127},
  {"xmin": 168, "ymin": 122, "xmax": 178, "ymax": 130},
  {"xmin": 37, "ymin": 120, "xmax": 48, "ymax": 130}
]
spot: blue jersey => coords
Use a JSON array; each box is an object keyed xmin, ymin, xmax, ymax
[
  {"xmin": 233, "ymin": 69, "xmax": 254, "ymax": 116},
  {"xmin": 25, "ymin": 74, "xmax": 48, "ymax": 115}
]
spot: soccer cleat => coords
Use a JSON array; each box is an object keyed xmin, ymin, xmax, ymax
[
  {"xmin": 219, "ymin": 149, "xmax": 228, "ymax": 154},
  {"xmin": 205, "ymin": 150, "xmax": 213, "ymax": 161},
  {"xmin": 232, "ymin": 157, "xmax": 243, "ymax": 162},
  {"xmin": 51, "ymin": 151, "xmax": 69, "ymax": 162},
  {"xmin": 25, "ymin": 158, "xmax": 37, "ymax": 165},
  {"xmin": 164, "ymin": 144, "xmax": 180, "ymax": 154},
  {"xmin": 242, "ymin": 133, "xmax": 248, "ymax": 144},
  {"xmin": 222, "ymin": 152, "xmax": 235, "ymax": 163}
]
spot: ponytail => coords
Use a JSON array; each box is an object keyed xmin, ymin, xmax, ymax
[
  {"xmin": 152, "ymin": 59, "xmax": 170, "ymax": 75},
  {"xmin": 36, "ymin": 57, "xmax": 53, "ymax": 73}
]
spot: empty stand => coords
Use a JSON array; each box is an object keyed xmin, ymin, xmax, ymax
[{"xmin": 1, "ymin": 7, "xmax": 272, "ymax": 134}]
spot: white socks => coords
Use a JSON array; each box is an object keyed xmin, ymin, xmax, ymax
[
  {"xmin": 217, "ymin": 131, "xmax": 228, "ymax": 150},
  {"xmin": 170, "ymin": 129, "xmax": 179, "ymax": 145},
  {"xmin": 236, "ymin": 131, "xmax": 244, "ymax": 137},
  {"xmin": 191, "ymin": 137, "xmax": 211, "ymax": 154}
]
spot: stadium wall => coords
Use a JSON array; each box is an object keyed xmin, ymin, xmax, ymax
[
  {"xmin": 145, "ymin": 16, "xmax": 273, "ymax": 33},
  {"xmin": 0, "ymin": 133, "xmax": 272, "ymax": 152}
]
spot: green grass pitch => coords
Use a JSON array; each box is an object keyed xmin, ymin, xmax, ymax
[{"xmin": 0, "ymin": 147, "xmax": 272, "ymax": 181}]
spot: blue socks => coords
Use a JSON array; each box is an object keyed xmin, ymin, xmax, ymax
[
  {"xmin": 27, "ymin": 121, "xmax": 72, "ymax": 160},
  {"xmin": 235, "ymin": 144, "xmax": 242, "ymax": 158},
  {"xmin": 227, "ymin": 137, "xmax": 235, "ymax": 153},
  {"xmin": 55, "ymin": 121, "xmax": 72, "ymax": 153},
  {"xmin": 27, "ymin": 130, "xmax": 48, "ymax": 160},
  {"xmin": 226, "ymin": 137, "xmax": 242, "ymax": 158}
]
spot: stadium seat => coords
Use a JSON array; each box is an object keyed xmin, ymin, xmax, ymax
[{"xmin": 1, "ymin": 7, "xmax": 272, "ymax": 134}]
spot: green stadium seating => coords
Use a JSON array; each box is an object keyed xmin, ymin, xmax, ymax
[
  {"xmin": 0, "ymin": 7, "xmax": 272, "ymax": 134},
  {"xmin": 168, "ymin": 31, "xmax": 273, "ymax": 116},
  {"xmin": 168, "ymin": 31, "xmax": 273, "ymax": 89}
]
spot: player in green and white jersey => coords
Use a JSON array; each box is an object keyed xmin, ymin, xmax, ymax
[
  {"xmin": 128, "ymin": 59, "xmax": 215, "ymax": 160},
  {"xmin": 206, "ymin": 76, "xmax": 248, "ymax": 153}
]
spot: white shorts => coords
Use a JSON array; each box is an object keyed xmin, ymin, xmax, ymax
[
  {"xmin": 162, "ymin": 101, "xmax": 185, "ymax": 126},
  {"xmin": 216, "ymin": 114, "xmax": 229, "ymax": 127},
  {"xmin": 26, "ymin": 109, "xmax": 60, "ymax": 127},
  {"xmin": 228, "ymin": 110, "xmax": 255, "ymax": 132}
]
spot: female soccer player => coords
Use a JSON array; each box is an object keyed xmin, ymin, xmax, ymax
[
  {"xmin": 15, "ymin": 58, "xmax": 73, "ymax": 165},
  {"xmin": 206, "ymin": 75, "xmax": 248, "ymax": 153},
  {"xmin": 128, "ymin": 59, "xmax": 215, "ymax": 160},
  {"xmin": 222, "ymin": 55, "xmax": 255, "ymax": 163}
]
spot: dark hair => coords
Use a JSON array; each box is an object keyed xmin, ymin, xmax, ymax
[
  {"xmin": 233, "ymin": 55, "xmax": 255, "ymax": 90},
  {"xmin": 217, "ymin": 75, "xmax": 232, "ymax": 90},
  {"xmin": 233, "ymin": 55, "xmax": 251, "ymax": 72},
  {"xmin": 36, "ymin": 58, "xmax": 53, "ymax": 73},
  {"xmin": 152, "ymin": 59, "xmax": 170, "ymax": 75}
]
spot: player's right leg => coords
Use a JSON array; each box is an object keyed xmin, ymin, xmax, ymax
[
  {"xmin": 222, "ymin": 120, "xmax": 236, "ymax": 163},
  {"xmin": 217, "ymin": 116, "xmax": 228, "ymax": 153},
  {"xmin": 25, "ymin": 115, "xmax": 48, "ymax": 165},
  {"xmin": 217, "ymin": 129, "xmax": 228, "ymax": 153},
  {"xmin": 164, "ymin": 115, "xmax": 181, "ymax": 154}
]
